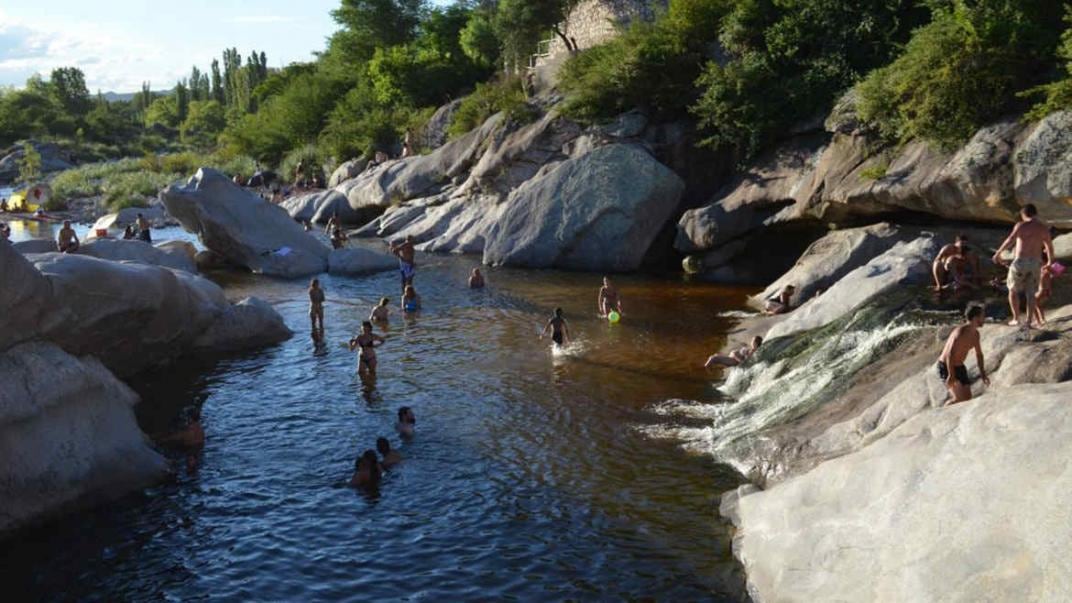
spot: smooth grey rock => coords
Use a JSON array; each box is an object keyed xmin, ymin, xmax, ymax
[
  {"xmin": 1015, "ymin": 111, "xmax": 1072, "ymax": 227},
  {"xmin": 0, "ymin": 341, "xmax": 167, "ymax": 535},
  {"xmin": 0, "ymin": 140, "xmax": 74, "ymax": 183},
  {"xmin": 464, "ymin": 112, "xmax": 582, "ymax": 198},
  {"xmin": 327, "ymin": 247, "xmax": 398, "ymax": 275},
  {"xmin": 77, "ymin": 239, "xmax": 196, "ymax": 273},
  {"xmin": 192, "ymin": 297, "xmax": 293, "ymax": 352},
  {"xmin": 728, "ymin": 382, "xmax": 1072, "ymax": 602},
  {"xmin": 765, "ymin": 236, "xmax": 937, "ymax": 339},
  {"xmin": 0, "ymin": 242, "xmax": 54, "ymax": 351},
  {"xmin": 1055, "ymin": 232, "xmax": 1072, "ymax": 261},
  {"xmin": 328, "ymin": 159, "xmax": 368, "ymax": 188},
  {"xmin": 162, "ymin": 168, "xmax": 329, "ymax": 278},
  {"xmin": 12, "ymin": 239, "xmax": 57, "ymax": 254},
  {"xmin": 483, "ymin": 144, "xmax": 684, "ymax": 271},
  {"xmin": 752, "ymin": 223, "xmax": 907, "ymax": 309},
  {"xmin": 420, "ymin": 98, "xmax": 464, "ymax": 150},
  {"xmin": 281, "ymin": 189, "xmax": 357, "ymax": 225},
  {"xmin": 601, "ymin": 110, "xmax": 648, "ymax": 138}
]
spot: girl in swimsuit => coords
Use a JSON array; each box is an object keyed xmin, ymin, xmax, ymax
[
  {"xmin": 539, "ymin": 308, "xmax": 571, "ymax": 347},
  {"xmin": 401, "ymin": 285, "xmax": 421, "ymax": 313},
  {"xmin": 348, "ymin": 321, "xmax": 386, "ymax": 378}
]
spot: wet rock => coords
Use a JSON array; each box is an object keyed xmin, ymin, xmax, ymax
[
  {"xmin": 483, "ymin": 144, "xmax": 684, "ymax": 271},
  {"xmin": 162, "ymin": 168, "xmax": 329, "ymax": 278},
  {"xmin": 77, "ymin": 239, "xmax": 196, "ymax": 273},
  {"xmin": 724, "ymin": 382, "xmax": 1072, "ymax": 602},
  {"xmin": 765, "ymin": 236, "xmax": 937, "ymax": 339},
  {"xmin": 0, "ymin": 341, "xmax": 167, "ymax": 535},
  {"xmin": 327, "ymin": 247, "xmax": 398, "ymax": 276}
]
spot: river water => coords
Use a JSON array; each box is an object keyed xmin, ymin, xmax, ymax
[{"xmin": 1, "ymin": 226, "xmax": 755, "ymax": 600}]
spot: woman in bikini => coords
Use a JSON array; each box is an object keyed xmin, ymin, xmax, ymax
[{"xmin": 349, "ymin": 321, "xmax": 386, "ymax": 378}]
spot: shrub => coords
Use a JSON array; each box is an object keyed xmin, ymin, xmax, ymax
[
  {"xmin": 448, "ymin": 77, "xmax": 533, "ymax": 138},
  {"xmin": 101, "ymin": 171, "xmax": 181, "ymax": 211},
  {"xmin": 1023, "ymin": 8, "xmax": 1072, "ymax": 121},
  {"xmin": 279, "ymin": 144, "xmax": 327, "ymax": 184}
]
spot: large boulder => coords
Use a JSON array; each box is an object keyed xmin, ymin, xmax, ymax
[
  {"xmin": 482, "ymin": 144, "xmax": 685, "ymax": 271},
  {"xmin": 12, "ymin": 239, "xmax": 57, "ymax": 254},
  {"xmin": 162, "ymin": 168, "xmax": 330, "ymax": 277},
  {"xmin": 0, "ymin": 242, "xmax": 54, "ymax": 351},
  {"xmin": 77, "ymin": 239, "xmax": 197, "ymax": 273},
  {"xmin": 751, "ymin": 223, "xmax": 908, "ymax": 309},
  {"xmin": 765, "ymin": 236, "xmax": 937, "ymax": 340},
  {"xmin": 1014, "ymin": 110, "xmax": 1072, "ymax": 226},
  {"xmin": 328, "ymin": 159, "xmax": 369, "ymax": 188},
  {"xmin": 327, "ymin": 247, "xmax": 398, "ymax": 276},
  {"xmin": 280, "ymin": 189, "xmax": 360, "ymax": 225},
  {"xmin": 722, "ymin": 382, "xmax": 1072, "ymax": 602},
  {"xmin": 420, "ymin": 98, "xmax": 464, "ymax": 151},
  {"xmin": 192, "ymin": 297, "xmax": 293, "ymax": 352},
  {"xmin": 0, "ymin": 341, "xmax": 167, "ymax": 535},
  {"xmin": 0, "ymin": 140, "xmax": 74, "ymax": 183}
]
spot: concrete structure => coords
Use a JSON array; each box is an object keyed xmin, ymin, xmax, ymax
[{"xmin": 538, "ymin": 0, "xmax": 666, "ymax": 64}]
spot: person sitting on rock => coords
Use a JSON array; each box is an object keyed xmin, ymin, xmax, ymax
[
  {"xmin": 598, "ymin": 276, "xmax": 623, "ymax": 318},
  {"xmin": 370, "ymin": 297, "xmax": 391, "ymax": 323},
  {"xmin": 0, "ymin": 221, "xmax": 10, "ymax": 242},
  {"xmin": 308, "ymin": 278, "xmax": 326, "ymax": 333},
  {"xmin": 468, "ymin": 267, "xmax": 485, "ymax": 289},
  {"xmin": 705, "ymin": 336, "xmax": 763, "ymax": 369},
  {"xmin": 396, "ymin": 407, "xmax": 416, "ymax": 438},
  {"xmin": 351, "ymin": 449, "xmax": 382, "ymax": 489},
  {"xmin": 764, "ymin": 285, "xmax": 796, "ymax": 315},
  {"xmin": 932, "ymin": 233, "xmax": 982, "ymax": 291},
  {"xmin": 57, "ymin": 220, "xmax": 80, "ymax": 253},
  {"xmin": 331, "ymin": 227, "xmax": 347, "ymax": 250},
  {"xmin": 0, "ymin": 198, "xmax": 8, "ymax": 212},
  {"xmin": 937, "ymin": 304, "xmax": 990, "ymax": 405},
  {"xmin": 401, "ymin": 285, "xmax": 421, "ymax": 314},
  {"xmin": 136, "ymin": 213, "xmax": 152, "ymax": 243},
  {"xmin": 377, "ymin": 437, "xmax": 402, "ymax": 470}
]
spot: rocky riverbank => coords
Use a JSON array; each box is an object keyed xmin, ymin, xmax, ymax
[{"xmin": 0, "ymin": 238, "xmax": 292, "ymax": 535}]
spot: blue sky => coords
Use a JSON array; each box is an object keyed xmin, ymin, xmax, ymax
[{"xmin": 0, "ymin": 0, "xmax": 426, "ymax": 93}]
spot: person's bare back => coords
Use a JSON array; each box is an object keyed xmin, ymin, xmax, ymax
[{"xmin": 993, "ymin": 205, "xmax": 1055, "ymax": 327}]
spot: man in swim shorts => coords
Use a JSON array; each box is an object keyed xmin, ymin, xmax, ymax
[
  {"xmin": 390, "ymin": 235, "xmax": 417, "ymax": 292},
  {"xmin": 992, "ymin": 204, "xmax": 1055, "ymax": 328},
  {"xmin": 598, "ymin": 277, "xmax": 623, "ymax": 317},
  {"xmin": 937, "ymin": 304, "xmax": 990, "ymax": 405}
]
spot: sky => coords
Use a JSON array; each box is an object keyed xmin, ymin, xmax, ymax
[{"xmin": 0, "ymin": 0, "xmax": 348, "ymax": 93}]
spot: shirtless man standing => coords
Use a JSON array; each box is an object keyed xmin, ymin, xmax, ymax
[
  {"xmin": 992, "ymin": 204, "xmax": 1055, "ymax": 328},
  {"xmin": 937, "ymin": 304, "xmax": 990, "ymax": 404},
  {"xmin": 390, "ymin": 235, "xmax": 417, "ymax": 292},
  {"xmin": 598, "ymin": 277, "xmax": 623, "ymax": 317},
  {"xmin": 58, "ymin": 221, "xmax": 80, "ymax": 253}
]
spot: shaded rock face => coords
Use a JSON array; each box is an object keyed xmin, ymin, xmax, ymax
[
  {"xmin": 420, "ymin": 98, "xmax": 464, "ymax": 151},
  {"xmin": 327, "ymin": 247, "xmax": 398, "ymax": 276},
  {"xmin": 12, "ymin": 239, "xmax": 57, "ymax": 254},
  {"xmin": 281, "ymin": 189, "xmax": 355, "ymax": 225},
  {"xmin": 483, "ymin": 144, "xmax": 685, "ymax": 271},
  {"xmin": 723, "ymin": 383, "xmax": 1072, "ymax": 602},
  {"xmin": 192, "ymin": 297, "xmax": 292, "ymax": 353},
  {"xmin": 0, "ymin": 140, "xmax": 74, "ymax": 183},
  {"xmin": 77, "ymin": 239, "xmax": 197, "ymax": 273},
  {"xmin": 163, "ymin": 168, "xmax": 330, "ymax": 277},
  {"xmin": 0, "ymin": 342, "xmax": 167, "ymax": 535}
]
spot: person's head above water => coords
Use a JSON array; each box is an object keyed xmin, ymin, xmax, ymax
[
  {"xmin": 310, "ymin": 278, "xmax": 320, "ymax": 289},
  {"xmin": 965, "ymin": 303, "xmax": 985, "ymax": 326},
  {"xmin": 404, "ymin": 285, "xmax": 416, "ymax": 296},
  {"xmin": 63, "ymin": 220, "xmax": 71, "ymax": 228},
  {"xmin": 379, "ymin": 297, "xmax": 390, "ymax": 307},
  {"xmin": 472, "ymin": 267, "xmax": 482, "ymax": 276},
  {"xmin": 398, "ymin": 406, "xmax": 415, "ymax": 424},
  {"xmin": 406, "ymin": 234, "xmax": 414, "ymax": 243},
  {"xmin": 376, "ymin": 437, "xmax": 391, "ymax": 456}
]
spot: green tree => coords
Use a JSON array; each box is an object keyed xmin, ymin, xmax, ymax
[
  {"xmin": 175, "ymin": 80, "xmax": 190, "ymax": 123},
  {"xmin": 211, "ymin": 59, "xmax": 225, "ymax": 103},
  {"xmin": 17, "ymin": 142, "xmax": 42, "ymax": 184},
  {"xmin": 49, "ymin": 67, "xmax": 92, "ymax": 116},
  {"xmin": 145, "ymin": 95, "xmax": 181, "ymax": 128},
  {"xmin": 495, "ymin": 0, "xmax": 580, "ymax": 67},
  {"xmin": 329, "ymin": 0, "xmax": 427, "ymax": 64},
  {"xmin": 181, "ymin": 99, "xmax": 227, "ymax": 147},
  {"xmin": 460, "ymin": 11, "xmax": 500, "ymax": 67}
]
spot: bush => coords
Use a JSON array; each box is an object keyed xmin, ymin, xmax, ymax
[
  {"xmin": 101, "ymin": 171, "xmax": 181, "ymax": 211},
  {"xmin": 448, "ymin": 77, "xmax": 534, "ymax": 138},
  {"xmin": 858, "ymin": 1, "xmax": 1062, "ymax": 147},
  {"xmin": 1024, "ymin": 8, "xmax": 1072, "ymax": 121},
  {"xmin": 279, "ymin": 144, "xmax": 327, "ymax": 184}
]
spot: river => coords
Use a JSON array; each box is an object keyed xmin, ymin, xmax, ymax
[{"xmin": 1, "ymin": 225, "xmax": 754, "ymax": 600}]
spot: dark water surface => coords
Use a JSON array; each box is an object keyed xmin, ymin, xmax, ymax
[{"xmin": 1, "ymin": 230, "xmax": 753, "ymax": 601}]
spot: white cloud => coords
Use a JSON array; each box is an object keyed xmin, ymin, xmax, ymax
[{"xmin": 0, "ymin": 10, "xmax": 180, "ymax": 92}]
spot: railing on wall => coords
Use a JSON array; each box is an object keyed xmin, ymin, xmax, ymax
[{"xmin": 528, "ymin": 39, "xmax": 556, "ymax": 71}]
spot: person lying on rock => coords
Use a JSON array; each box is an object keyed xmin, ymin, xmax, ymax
[
  {"xmin": 396, "ymin": 407, "xmax": 416, "ymax": 438},
  {"xmin": 468, "ymin": 267, "xmax": 485, "ymax": 289},
  {"xmin": 390, "ymin": 235, "xmax": 417, "ymax": 292},
  {"xmin": 370, "ymin": 297, "xmax": 391, "ymax": 323},
  {"xmin": 993, "ymin": 204, "xmax": 1055, "ymax": 328},
  {"xmin": 598, "ymin": 276, "xmax": 623, "ymax": 318},
  {"xmin": 764, "ymin": 285, "xmax": 796, "ymax": 315},
  {"xmin": 377, "ymin": 437, "xmax": 402, "ymax": 470},
  {"xmin": 937, "ymin": 304, "xmax": 990, "ymax": 405},
  {"xmin": 57, "ymin": 220, "xmax": 80, "ymax": 253},
  {"xmin": 308, "ymin": 278, "xmax": 326, "ymax": 333},
  {"xmin": 705, "ymin": 336, "xmax": 763, "ymax": 369}
]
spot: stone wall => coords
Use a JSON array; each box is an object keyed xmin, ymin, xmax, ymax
[{"xmin": 546, "ymin": 0, "xmax": 667, "ymax": 57}]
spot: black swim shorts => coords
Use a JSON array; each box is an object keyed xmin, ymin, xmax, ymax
[{"xmin": 936, "ymin": 361, "xmax": 971, "ymax": 386}]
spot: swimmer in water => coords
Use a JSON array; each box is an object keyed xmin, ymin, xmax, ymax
[
  {"xmin": 348, "ymin": 321, "xmax": 386, "ymax": 378},
  {"xmin": 539, "ymin": 308, "xmax": 571, "ymax": 347},
  {"xmin": 401, "ymin": 285, "xmax": 421, "ymax": 313},
  {"xmin": 351, "ymin": 449, "xmax": 382, "ymax": 488},
  {"xmin": 468, "ymin": 267, "xmax": 485, "ymax": 289},
  {"xmin": 597, "ymin": 276, "xmax": 623, "ymax": 317},
  {"xmin": 377, "ymin": 437, "xmax": 402, "ymax": 470},
  {"xmin": 370, "ymin": 297, "xmax": 391, "ymax": 323},
  {"xmin": 308, "ymin": 278, "xmax": 326, "ymax": 333},
  {"xmin": 396, "ymin": 406, "xmax": 416, "ymax": 437}
]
